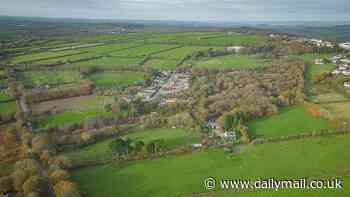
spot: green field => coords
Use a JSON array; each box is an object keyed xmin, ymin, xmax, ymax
[
  {"xmin": 0, "ymin": 101, "xmax": 16, "ymax": 114},
  {"xmin": 35, "ymin": 108, "xmax": 126, "ymax": 129},
  {"xmin": 302, "ymin": 53, "xmax": 336, "ymax": 81},
  {"xmin": 148, "ymin": 33, "xmax": 268, "ymax": 46},
  {"xmin": 0, "ymin": 92, "xmax": 13, "ymax": 102},
  {"xmin": 0, "ymin": 163, "xmax": 14, "ymax": 175},
  {"xmin": 154, "ymin": 46, "xmax": 223, "ymax": 59},
  {"xmin": 21, "ymin": 70, "xmax": 81, "ymax": 88},
  {"xmin": 11, "ymin": 50, "xmax": 82, "ymax": 64},
  {"xmin": 35, "ymin": 53, "xmax": 94, "ymax": 65},
  {"xmin": 72, "ymin": 134, "xmax": 350, "ymax": 197},
  {"xmin": 142, "ymin": 32, "xmax": 222, "ymax": 43},
  {"xmin": 191, "ymin": 54, "xmax": 270, "ymax": 69},
  {"xmin": 63, "ymin": 128, "xmax": 199, "ymax": 165},
  {"xmin": 126, "ymin": 128, "xmax": 200, "ymax": 149},
  {"xmin": 322, "ymin": 102, "xmax": 350, "ymax": 120},
  {"xmin": 110, "ymin": 44, "xmax": 179, "ymax": 57},
  {"xmin": 33, "ymin": 44, "xmax": 140, "ymax": 65},
  {"xmin": 80, "ymin": 44, "xmax": 137, "ymax": 54},
  {"xmin": 144, "ymin": 58, "xmax": 179, "ymax": 69},
  {"xmin": 73, "ymin": 56, "xmax": 142, "ymax": 67},
  {"xmin": 87, "ymin": 71, "xmax": 145, "ymax": 88},
  {"xmin": 214, "ymin": 178, "xmax": 350, "ymax": 197},
  {"xmin": 187, "ymin": 34, "xmax": 268, "ymax": 46},
  {"xmin": 248, "ymin": 105, "xmax": 335, "ymax": 138}
]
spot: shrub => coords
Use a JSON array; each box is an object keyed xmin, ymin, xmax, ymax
[
  {"xmin": 0, "ymin": 176, "xmax": 14, "ymax": 193},
  {"xmin": 22, "ymin": 176, "xmax": 49, "ymax": 196},
  {"xmin": 49, "ymin": 169, "xmax": 70, "ymax": 185},
  {"xmin": 54, "ymin": 181, "xmax": 81, "ymax": 197}
]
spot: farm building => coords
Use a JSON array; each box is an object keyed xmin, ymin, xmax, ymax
[
  {"xmin": 340, "ymin": 59, "xmax": 350, "ymax": 64},
  {"xmin": 339, "ymin": 42, "xmax": 350, "ymax": 50},
  {"xmin": 314, "ymin": 59, "xmax": 324, "ymax": 65},
  {"xmin": 329, "ymin": 54, "xmax": 343, "ymax": 63},
  {"xmin": 225, "ymin": 46, "xmax": 245, "ymax": 53},
  {"xmin": 344, "ymin": 81, "xmax": 350, "ymax": 88}
]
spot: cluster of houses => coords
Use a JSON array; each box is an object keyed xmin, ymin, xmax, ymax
[
  {"xmin": 269, "ymin": 33, "xmax": 336, "ymax": 48},
  {"xmin": 136, "ymin": 71, "xmax": 191, "ymax": 104},
  {"xmin": 314, "ymin": 54, "xmax": 350, "ymax": 65},
  {"xmin": 344, "ymin": 81, "xmax": 350, "ymax": 88},
  {"xmin": 339, "ymin": 43, "xmax": 350, "ymax": 51},
  {"xmin": 205, "ymin": 119, "xmax": 237, "ymax": 142},
  {"xmin": 225, "ymin": 46, "xmax": 245, "ymax": 53},
  {"xmin": 314, "ymin": 54, "xmax": 350, "ymax": 89},
  {"xmin": 303, "ymin": 38, "xmax": 335, "ymax": 48},
  {"xmin": 326, "ymin": 55, "xmax": 350, "ymax": 77}
]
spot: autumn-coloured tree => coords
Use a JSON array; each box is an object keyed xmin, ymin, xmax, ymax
[
  {"xmin": 22, "ymin": 176, "xmax": 49, "ymax": 196},
  {"xmin": 54, "ymin": 181, "xmax": 81, "ymax": 197},
  {"xmin": 0, "ymin": 176, "xmax": 14, "ymax": 194},
  {"xmin": 49, "ymin": 169, "xmax": 70, "ymax": 185}
]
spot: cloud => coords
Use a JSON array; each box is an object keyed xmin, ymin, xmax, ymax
[{"xmin": 1, "ymin": 0, "xmax": 350, "ymax": 21}]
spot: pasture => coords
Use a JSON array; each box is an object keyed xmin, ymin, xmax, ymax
[
  {"xmin": 87, "ymin": 71, "xmax": 145, "ymax": 88},
  {"xmin": 72, "ymin": 134, "xmax": 350, "ymax": 197},
  {"xmin": 10, "ymin": 50, "xmax": 83, "ymax": 64},
  {"xmin": 214, "ymin": 177, "xmax": 350, "ymax": 197},
  {"xmin": 153, "ymin": 46, "xmax": 223, "ymax": 59},
  {"xmin": 0, "ymin": 101, "xmax": 16, "ymax": 114},
  {"xmin": 32, "ymin": 95, "xmax": 120, "ymax": 128},
  {"xmin": 144, "ymin": 58, "xmax": 179, "ymax": 69},
  {"xmin": 322, "ymin": 102, "xmax": 350, "ymax": 120},
  {"xmin": 34, "ymin": 108, "xmax": 126, "ymax": 129},
  {"xmin": 302, "ymin": 53, "xmax": 336, "ymax": 81},
  {"xmin": 31, "ymin": 95, "xmax": 115, "ymax": 115},
  {"xmin": 20, "ymin": 70, "xmax": 81, "ymax": 88},
  {"xmin": 188, "ymin": 34, "xmax": 268, "ymax": 46},
  {"xmin": 248, "ymin": 105, "xmax": 335, "ymax": 138},
  {"xmin": 73, "ymin": 56, "xmax": 142, "ymax": 67},
  {"xmin": 190, "ymin": 55, "xmax": 270, "ymax": 69},
  {"xmin": 110, "ymin": 44, "xmax": 179, "ymax": 57},
  {"xmin": 63, "ymin": 128, "xmax": 199, "ymax": 165},
  {"xmin": 0, "ymin": 92, "xmax": 13, "ymax": 102}
]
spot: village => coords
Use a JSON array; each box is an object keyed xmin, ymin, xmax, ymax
[
  {"xmin": 136, "ymin": 71, "xmax": 191, "ymax": 104},
  {"xmin": 2, "ymin": 22, "xmax": 350, "ymax": 197}
]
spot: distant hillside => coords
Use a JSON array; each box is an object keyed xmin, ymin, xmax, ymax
[{"xmin": 268, "ymin": 25, "xmax": 350, "ymax": 42}]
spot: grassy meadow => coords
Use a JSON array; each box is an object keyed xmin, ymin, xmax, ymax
[
  {"xmin": 20, "ymin": 70, "xmax": 81, "ymax": 88},
  {"xmin": 63, "ymin": 128, "xmax": 199, "ymax": 165},
  {"xmin": 72, "ymin": 134, "xmax": 350, "ymax": 197},
  {"xmin": 248, "ymin": 105, "xmax": 335, "ymax": 138},
  {"xmin": 87, "ymin": 71, "xmax": 145, "ymax": 88},
  {"xmin": 190, "ymin": 54, "xmax": 270, "ymax": 69},
  {"xmin": 0, "ymin": 101, "xmax": 16, "ymax": 114},
  {"xmin": 144, "ymin": 58, "xmax": 179, "ymax": 69},
  {"xmin": 35, "ymin": 109, "xmax": 126, "ymax": 129}
]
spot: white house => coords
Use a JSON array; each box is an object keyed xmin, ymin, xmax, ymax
[
  {"xmin": 340, "ymin": 59, "xmax": 350, "ymax": 64},
  {"xmin": 342, "ymin": 70, "xmax": 350, "ymax": 76},
  {"xmin": 314, "ymin": 59, "xmax": 324, "ymax": 65},
  {"xmin": 330, "ymin": 54, "xmax": 343, "ymax": 63},
  {"xmin": 338, "ymin": 65, "xmax": 347, "ymax": 71},
  {"xmin": 191, "ymin": 143, "xmax": 203, "ymax": 149},
  {"xmin": 331, "ymin": 70, "xmax": 341, "ymax": 75},
  {"xmin": 223, "ymin": 131, "xmax": 237, "ymax": 141},
  {"xmin": 344, "ymin": 81, "xmax": 350, "ymax": 88},
  {"xmin": 339, "ymin": 43, "xmax": 350, "ymax": 50},
  {"xmin": 225, "ymin": 46, "xmax": 245, "ymax": 53}
]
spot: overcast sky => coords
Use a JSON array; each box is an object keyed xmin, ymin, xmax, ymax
[{"xmin": 1, "ymin": 0, "xmax": 350, "ymax": 22}]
